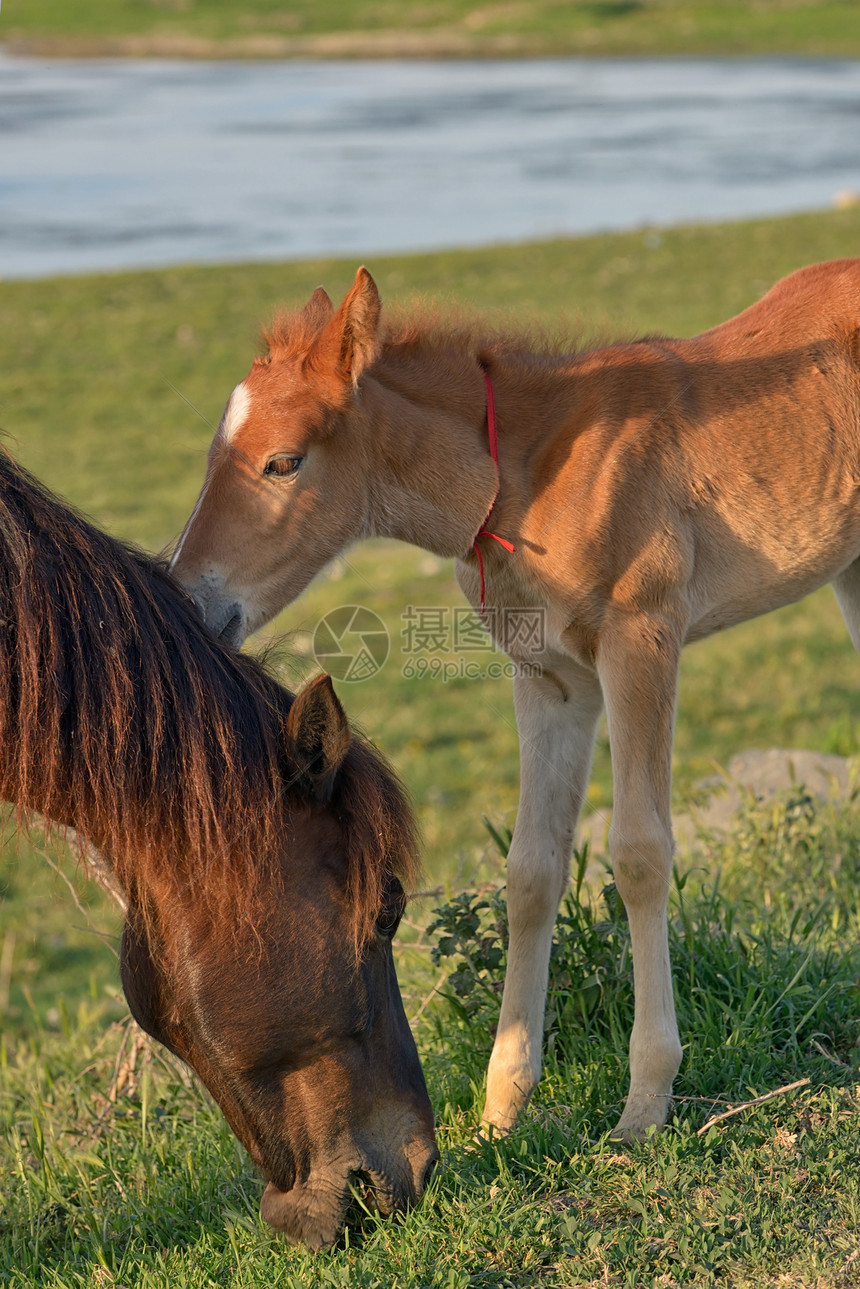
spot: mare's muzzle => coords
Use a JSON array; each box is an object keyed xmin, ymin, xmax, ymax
[{"xmin": 260, "ymin": 1133, "xmax": 439, "ymax": 1249}]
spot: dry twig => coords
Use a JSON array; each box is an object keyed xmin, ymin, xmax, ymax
[
  {"xmin": 30, "ymin": 815, "xmax": 127, "ymax": 915},
  {"xmin": 64, "ymin": 827, "xmax": 128, "ymax": 913},
  {"xmin": 409, "ymin": 969, "xmax": 449, "ymax": 1026},
  {"xmin": 696, "ymin": 1077, "xmax": 811, "ymax": 1136}
]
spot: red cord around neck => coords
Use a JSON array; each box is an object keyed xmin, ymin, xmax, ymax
[{"xmin": 473, "ymin": 368, "xmax": 514, "ymax": 615}]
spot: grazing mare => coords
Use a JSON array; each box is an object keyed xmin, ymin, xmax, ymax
[
  {"xmin": 0, "ymin": 452, "xmax": 437, "ymax": 1248},
  {"xmin": 171, "ymin": 259, "xmax": 860, "ymax": 1139}
]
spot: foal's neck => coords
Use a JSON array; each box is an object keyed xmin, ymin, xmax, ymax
[{"xmin": 363, "ymin": 347, "xmax": 503, "ymax": 558}]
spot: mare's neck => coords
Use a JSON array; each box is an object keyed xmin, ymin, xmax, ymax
[{"xmin": 362, "ymin": 348, "xmax": 503, "ymax": 558}]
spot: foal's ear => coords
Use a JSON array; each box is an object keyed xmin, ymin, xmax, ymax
[
  {"xmin": 285, "ymin": 673, "xmax": 351, "ymax": 802},
  {"xmin": 300, "ymin": 286, "xmax": 334, "ymax": 334},
  {"xmin": 307, "ymin": 266, "xmax": 381, "ymax": 387}
]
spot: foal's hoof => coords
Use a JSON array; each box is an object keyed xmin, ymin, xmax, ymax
[
  {"xmin": 610, "ymin": 1095, "xmax": 672, "ymax": 1143},
  {"xmin": 608, "ymin": 1123, "xmax": 649, "ymax": 1144},
  {"xmin": 472, "ymin": 1119, "xmax": 514, "ymax": 1149},
  {"xmin": 480, "ymin": 1088, "xmax": 529, "ymax": 1138}
]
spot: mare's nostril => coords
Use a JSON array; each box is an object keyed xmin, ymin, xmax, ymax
[{"xmin": 421, "ymin": 1151, "xmax": 440, "ymax": 1191}]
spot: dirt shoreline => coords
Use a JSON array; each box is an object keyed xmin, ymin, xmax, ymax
[
  {"xmin": 1, "ymin": 30, "xmax": 560, "ymax": 60},
  {"xmin": 5, "ymin": 30, "xmax": 855, "ymax": 61}
]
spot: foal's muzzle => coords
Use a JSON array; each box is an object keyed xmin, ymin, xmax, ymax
[
  {"xmin": 215, "ymin": 605, "xmax": 245, "ymax": 648},
  {"xmin": 182, "ymin": 577, "xmax": 247, "ymax": 648}
]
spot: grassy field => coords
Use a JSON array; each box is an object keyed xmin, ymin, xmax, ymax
[
  {"xmin": 1, "ymin": 211, "xmax": 860, "ymax": 1284},
  {"xmin": 2, "ymin": 799, "xmax": 860, "ymax": 1287},
  {"xmin": 6, "ymin": 0, "xmax": 860, "ymax": 58}
]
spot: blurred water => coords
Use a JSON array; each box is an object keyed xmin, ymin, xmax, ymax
[{"xmin": 1, "ymin": 55, "xmax": 858, "ymax": 279}]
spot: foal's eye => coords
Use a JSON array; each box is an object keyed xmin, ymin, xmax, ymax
[{"xmin": 263, "ymin": 455, "xmax": 303, "ymax": 479}]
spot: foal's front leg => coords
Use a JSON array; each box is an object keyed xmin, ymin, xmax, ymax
[
  {"xmin": 482, "ymin": 666, "xmax": 603, "ymax": 1133},
  {"xmin": 597, "ymin": 611, "xmax": 685, "ymax": 1139}
]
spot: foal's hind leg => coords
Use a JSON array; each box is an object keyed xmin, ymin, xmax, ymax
[
  {"xmin": 597, "ymin": 611, "xmax": 684, "ymax": 1140},
  {"xmin": 482, "ymin": 666, "xmax": 603, "ymax": 1133},
  {"xmin": 833, "ymin": 556, "xmax": 860, "ymax": 653}
]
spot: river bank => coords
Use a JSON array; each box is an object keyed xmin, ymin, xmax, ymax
[{"xmin": 5, "ymin": 1, "xmax": 860, "ymax": 61}]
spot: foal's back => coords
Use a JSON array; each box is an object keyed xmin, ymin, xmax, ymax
[
  {"xmin": 540, "ymin": 258, "xmax": 860, "ymax": 645},
  {"xmin": 699, "ymin": 257, "xmax": 860, "ymax": 355}
]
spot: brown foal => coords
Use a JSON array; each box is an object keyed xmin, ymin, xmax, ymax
[{"xmin": 172, "ymin": 259, "xmax": 860, "ymax": 1139}]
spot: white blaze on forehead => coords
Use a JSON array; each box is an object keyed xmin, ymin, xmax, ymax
[{"xmin": 218, "ymin": 380, "xmax": 252, "ymax": 443}]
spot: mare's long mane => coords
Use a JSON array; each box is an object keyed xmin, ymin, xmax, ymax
[{"xmin": 0, "ymin": 451, "xmax": 416, "ymax": 942}]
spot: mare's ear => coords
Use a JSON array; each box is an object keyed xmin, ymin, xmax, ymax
[
  {"xmin": 285, "ymin": 673, "xmax": 351, "ymax": 802},
  {"xmin": 306, "ymin": 267, "xmax": 381, "ymax": 387},
  {"xmin": 300, "ymin": 286, "xmax": 334, "ymax": 333}
]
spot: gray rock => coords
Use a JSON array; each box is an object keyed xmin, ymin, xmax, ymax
[
  {"xmin": 577, "ymin": 749, "xmax": 859, "ymax": 864},
  {"xmin": 684, "ymin": 748, "xmax": 857, "ymax": 846}
]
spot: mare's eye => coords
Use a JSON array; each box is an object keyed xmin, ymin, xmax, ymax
[
  {"xmin": 376, "ymin": 876, "xmax": 405, "ymax": 939},
  {"xmin": 263, "ymin": 455, "xmax": 303, "ymax": 479},
  {"xmin": 376, "ymin": 905, "xmax": 402, "ymax": 938}
]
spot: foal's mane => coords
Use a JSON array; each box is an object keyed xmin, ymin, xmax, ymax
[
  {"xmin": 263, "ymin": 296, "xmax": 577, "ymax": 370},
  {"xmin": 0, "ymin": 451, "xmax": 416, "ymax": 949}
]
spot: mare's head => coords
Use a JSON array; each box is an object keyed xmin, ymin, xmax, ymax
[
  {"xmin": 0, "ymin": 455, "xmax": 437, "ymax": 1248},
  {"xmin": 171, "ymin": 268, "xmax": 385, "ymax": 645},
  {"xmin": 120, "ymin": 674, "xmax": 437, "ymax": 1250}
]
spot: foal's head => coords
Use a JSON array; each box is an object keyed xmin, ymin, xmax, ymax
[
  {"xmin": 171, "ymin": 269, "xmax": 389, "ymax": 645},
  {"xmin": 120, "ymin": 673, "xmax": 437, "ymax": 1250}
]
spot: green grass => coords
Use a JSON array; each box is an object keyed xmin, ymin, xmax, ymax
[
  {"xmin": 7, "ymin": 0, "xmax": 860, "ymax": 58},
  {"xmin": 1, "ymin": 211, "xmax": 860, "ymax": 1283},
  {"xmin": 2, "ymin": 795, "xmax": 860, "ymax": 1286}
]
